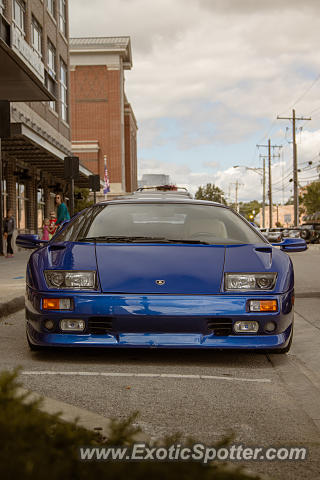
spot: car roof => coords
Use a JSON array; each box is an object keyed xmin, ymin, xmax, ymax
[{"xmin": 96, "ymin": 194, "xmax": 229, "ymax": 208}]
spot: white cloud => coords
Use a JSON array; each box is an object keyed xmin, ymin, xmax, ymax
[
  {"xmin": 69, "ymin": 0, "xmax": 320, "ymax": 201},
  {"xmin": 139, "ymin": 129, "xmax": 320, "ymax": 202}
]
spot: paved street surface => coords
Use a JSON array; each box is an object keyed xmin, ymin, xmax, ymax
[{"xmin": 0, "ymin": 248, "xmax": 319, "ymax": 479}]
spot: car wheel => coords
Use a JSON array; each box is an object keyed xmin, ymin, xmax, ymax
[{"xmin": 300, "ymin": 229, "xmax": 309, "ymax": 240}]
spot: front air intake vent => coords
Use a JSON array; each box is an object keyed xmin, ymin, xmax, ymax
[
  {"xmin": 88, "ymin": 317, "xmax": 113, "ymax": 335},
  {"xmin": 207, "ymin": 319, "xmax": 233, "ymax": 336}
]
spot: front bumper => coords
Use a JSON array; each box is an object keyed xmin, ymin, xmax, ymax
[{"xmin": 25, "ymin": 288, "xmax": 294, "ymax": 349}]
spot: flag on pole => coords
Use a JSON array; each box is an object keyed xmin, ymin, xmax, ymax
[{"xmin": 103, "ymin": 155, "xmax": 110, "ymax": 194}]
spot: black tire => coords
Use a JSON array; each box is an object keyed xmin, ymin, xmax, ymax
[{"xmin": 300, "ymin": 229, "xmax": 309, "ymax": 240}]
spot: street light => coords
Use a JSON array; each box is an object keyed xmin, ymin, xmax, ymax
[{"xmin": 233, "ymin": 165, "xmax": 266, "ymax": 228}]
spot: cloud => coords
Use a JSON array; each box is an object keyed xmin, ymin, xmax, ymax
[
  {"xmin": 139, "ymin": 128, "xmax": 320, "ymax": 202},
  {"xmin": 202, "ymin": 161, "xmax": 220, "ymax": 169},
  {"xmin": 69, "ymin": 0, "xmax": 320, "ymax": 201}
]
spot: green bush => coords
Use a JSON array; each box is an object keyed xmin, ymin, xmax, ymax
[{"xmin": 0, "ymin": 370, "xmax": 264, "ymax": 480}]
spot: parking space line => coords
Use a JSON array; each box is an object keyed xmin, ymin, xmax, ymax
[{"xmin": 21, "ymin": 371, "xmax": 272, "ymax": 383}]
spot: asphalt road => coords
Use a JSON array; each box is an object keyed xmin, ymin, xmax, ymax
[{"xmin": 1, "ymin": 250, "xmax": 319, "ymax": 480}]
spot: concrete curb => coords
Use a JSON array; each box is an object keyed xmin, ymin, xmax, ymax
[
  {"xmin": 0, "ymin": 296, "xmax": 25, "ymax": 318},
  {"xmin": 17, "ymin": 387, "xmax": 148, "ymax": 442}
]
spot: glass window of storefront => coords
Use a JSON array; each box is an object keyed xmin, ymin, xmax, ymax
[
  {"xmin": 16, "ymin": 182, "xmax": 28, "ymax": 232},
  {"xmin": 37, "ymin": 188, "xmax": 45, "ymax": 230},
  {"xmin": 1, "ymin": 179, "xmax": 8, "ymax": 219}
]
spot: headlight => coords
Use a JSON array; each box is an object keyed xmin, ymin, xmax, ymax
[
  {"xmin": 224, "ymin": 273, "xmax": 277, "ymax": 291},
  {"xmin": 44, "ymin": 270, "xmax": 96, "ymax": 289}
]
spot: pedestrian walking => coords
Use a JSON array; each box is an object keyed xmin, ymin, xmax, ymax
[
  {"xmin": 41, "ymin": 218, "xmax": 50, "ymax": 241},
  {"xmin": 55, "ymin": 193, "xmax": 70, "ymax": 225},
  {"xmin": 3, "ymin": 209, "xmax": 15, "ymax": 258}
]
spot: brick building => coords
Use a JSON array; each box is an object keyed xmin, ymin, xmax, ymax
[
  {"xmin": 256, "ymin": 204, "xmax": 304, "ymax": 228},
  {"xmin": 70, "ymin": 37, "xmax": 138, "ymax": 195},
  {"xmin": 0, "ymin": 0, "xmax": 93, "ymax": 248}
]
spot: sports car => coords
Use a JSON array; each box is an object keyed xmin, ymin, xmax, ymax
[{"xmin": 17, "ymin": 193, "xmax": 307, "ymax": 353}]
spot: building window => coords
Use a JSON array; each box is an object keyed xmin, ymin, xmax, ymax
[
  {"xmin": 1, "ymin": 178, "xmax": 7, "ymax": 221},
  {"xmin": 59, "ymin": 0, "xmax": 66, "ymax": 36},
  {"xmin": 46, "ymin": 74, "xmax": 57, "ymax": 111},
  {"xmin": 37, "ymin": 188, "xmax": 45, "ymax": 230},
  {"xmin": 47, "ymin": 40, "xmax": 57, "ymax": 111},
  {"xmin": 60, "ymin": 59, "xmax": 68, "ymax": 122},
  {"xmin": 16, "ymin": 182, "xmax": 27, "ymax": 232},
  {"xmin": 31, "ymin": 17, "xmax": 42, "ymax": 56},
  {"xmin": 48, "ymin": 40, "xmax": 56, "ymax": 77},
  {"xmin": 13, "ymin": 0, "xmax": 25, "ymax": 33},
  {"xmin": 47, "ymin": 0, "xmax": 55, "ymax": 17}
]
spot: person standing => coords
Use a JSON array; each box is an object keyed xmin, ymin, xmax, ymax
[
  {"xmin": 55, "ymin": 194, "xmax": 70, "ymax": 225},
  {"xmin": 48, "ymin": 211, "xmax": 57, "ymax": 239},
  {"xmin": 3, "ymin": 209, "xmax": 15, "ymax": 258},
  {"xmin": 41, "ymin": 218, "xmax": 50, "ymax": 241}
]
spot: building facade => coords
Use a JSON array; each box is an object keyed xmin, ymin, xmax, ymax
[
  {"xmin": 257, "ymin": 204, "xmax": 305, "ymax": 228},
  {"xmin": 70, "ymin": 37, "xmax": 138, "ymax": 196},
  {"xmin": 0, "ymin": 0, "xmax": 93, "ymax": 248}
]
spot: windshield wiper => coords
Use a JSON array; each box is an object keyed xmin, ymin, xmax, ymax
[
  {"xmin": 78, "ymin": 236, "xmax": 210, "ymax": 245},
  {"xmin": 78, "ymin": 236, "xmax": 173, "ymax": 243},
  {"xmin": 165, "ymin": 239, "xmax": 211, "ymax": 245}
]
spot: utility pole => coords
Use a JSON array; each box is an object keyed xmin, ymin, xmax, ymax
[
  {"xmin": 230, "ymin": 180, "xmax": 243, "ymax": 213},
  {"xmin": 259, "ymin": 155, "xmax": 267, "ymax": 228},
  {"xmin": 257, "ymin": 140, "xmax": 282, "ymax": 228},
  {"xmin": 277, "ymin": 109, "xmax": 311, "ymax": 226},
  {"xmin": 268, "ymin": 139, "xmax": 272, "ymax": 229}
]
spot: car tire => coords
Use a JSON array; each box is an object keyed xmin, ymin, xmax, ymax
[{"xmin": 300, "ymin": 229, "xmax": 309, "ymax": 240}]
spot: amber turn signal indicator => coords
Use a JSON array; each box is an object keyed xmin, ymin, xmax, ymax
[
  {"xmin": 42, "ymin": 298, "xmax": 72, "ymax": 310},
  {"xmin": 249, "ymin": 300, "xmax": 278, "ymax": 312}
]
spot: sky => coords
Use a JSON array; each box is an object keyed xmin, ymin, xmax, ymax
[{"xmin": 69, "ymin": 0, "xmax": 320, "ymax": 204}]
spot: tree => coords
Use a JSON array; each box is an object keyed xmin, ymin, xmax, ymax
[
  {"xmin": 195, "ymin": 183, "xmax": 227, "ymax": 204},
  {"xmin": 74, "ymin": 188, "xmax": 93, "ymax": 214},
  {"xmin": 238, "ymin": 200, "xmax": 262, "ymax": 221},
  {"xmin": 300, "ymin": 181, "xmax": 320, "ymax": 215}
]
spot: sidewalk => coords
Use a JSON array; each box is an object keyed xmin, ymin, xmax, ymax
[{"xmin": 0, "ymin": 249, "xmax": 31, "ymax": 317}]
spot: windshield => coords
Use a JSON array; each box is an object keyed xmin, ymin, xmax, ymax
[{"xmin": 54, "ymin": 203, "xmax": 266, "ymax": 245}]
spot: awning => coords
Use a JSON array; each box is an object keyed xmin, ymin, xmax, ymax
[{"xmin": 1, "ymin": 123, "xmax": 93, "ymax": 187}]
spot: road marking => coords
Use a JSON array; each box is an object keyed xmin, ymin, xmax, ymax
[{"xmin": 21, "ymin": 371, "xmax": 271, "ymax": 383}]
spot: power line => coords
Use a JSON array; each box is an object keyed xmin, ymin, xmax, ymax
[
  {"xmin": 287, "ymin": 73, "xmax": 320, "ymax": 111},
  {"xmin": 277, "ymin": 109, "xmax": 311, "ymax": 226}
]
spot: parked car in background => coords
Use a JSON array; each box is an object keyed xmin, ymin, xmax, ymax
[
  {"xmin": 260, "ymin": 228, "xmax": 283, "ymax": 243},
  {"xmin": 282, "ymin": 228, "xmax": 301, "ymax": 239},
  {"xmin": 298, "ymin": 223, "xmax": 320, "ymax": 243}
]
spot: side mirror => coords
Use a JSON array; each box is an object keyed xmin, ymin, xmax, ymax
[
  {"xmin": 272, "ymin": 237, "xmax": 307, "ymax": 252},
  {"xmin": 16, "ymin": 234, "xmax": 48, "ymax": 249}
]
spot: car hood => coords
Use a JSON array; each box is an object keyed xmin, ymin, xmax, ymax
[
  {"xmin": 30, "ymin": 242, "xmax": 292, "ymax": 294},
  {"xmin": 224, "ymin": 244, "xmax": 293, "ymax": 293},
  {"xmin": 29, "ymin": 242, "xmax": 98, "ymax": 291},
  {"xmin": 96, "ymin": 244, "xmax": 226, "ymax": 294}
]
